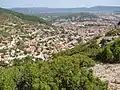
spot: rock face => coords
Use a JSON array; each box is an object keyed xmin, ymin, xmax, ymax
[{"xmin": 93, "ymin": 64, "xmax": 120, "ymax": 90}]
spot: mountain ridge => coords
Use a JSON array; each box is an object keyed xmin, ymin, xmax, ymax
[{"xmin": 10, "ymin": 6, "xmax": 120, "ymax": 14}]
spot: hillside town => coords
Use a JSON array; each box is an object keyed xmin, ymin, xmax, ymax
[
  {"xmin": 0, "ymin": 4, "xmax": 120, "ymax": 89},
  {"xmin": 0, "ymin": 12, "xmax": 120, "ymax": 65}
]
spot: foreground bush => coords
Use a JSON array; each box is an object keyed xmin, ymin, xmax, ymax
[{"xmin": 0, "ymin": 54, "xmax": 108, "ymax": 90}]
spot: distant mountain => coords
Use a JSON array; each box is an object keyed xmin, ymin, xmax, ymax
[
  {"xmin": 50, "ymin": 12, "xmax": 99, "ymax": 22},
  {"xmin": 10, "ymin": 6, "xmax": 120, "ymax": 14}
]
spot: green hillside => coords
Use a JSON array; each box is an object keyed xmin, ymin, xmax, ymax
[
  {"xmin": 0, "ymin": 31, "xmax": 117, "ymax": 89},
  {"xmin": 0, "ymin": 48, "xmax": 108, "ymax": 90},
  {"xmin": 0, "ymin": 7, "xmax": 49, "ymax": 24},
  {"xmin": 0, "ymin": 8, "xmax": 56, "ymax": 38},
  {"xmin": 53, "ymin": 29, "xmax": 120, "ymax": 64}
]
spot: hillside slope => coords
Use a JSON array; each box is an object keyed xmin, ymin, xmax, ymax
[
  {"xmin": 0, "ymin": 7, "xmax": 49, "ymax": 24},
  {"xmin": 0, "ymin": 8, "xmax": 64, "ymax": 60},
  {"xmin": 0, "ymin": 7, "xmax": 120, "ymax": 89},
  {"xmin": 0, "ymin": 8, "xmax": 110, "ymax": 90}
]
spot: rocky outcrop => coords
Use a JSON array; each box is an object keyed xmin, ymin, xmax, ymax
[{"xmin": 93, "ymin": 64, "xmax": 120, "ymax": 90}]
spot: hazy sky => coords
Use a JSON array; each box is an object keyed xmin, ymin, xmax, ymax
[{"xmin": 0, "ymin": 0, "xmax": 120, "ymax": 8}]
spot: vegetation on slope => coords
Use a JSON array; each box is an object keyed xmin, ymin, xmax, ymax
[
  {"xmin": 0, "ymin": 28, "xmax": 119, "ymax": 89},
  {"xmin": 105, "ymin": 29, "xmax": 120, "ymax": 36},
  {"xmin": 53, "ymin": 38, "xmax": 101, "ymax": 60},
  {"xmin": 0, "ymin": 7, "xmax": 49, "ymax": 24},
  {"xmin": 53, "ymin": 30, "xmax": 120, "ymax": 64},
  {"xmin": 97, "ymin": 38, "xmax": 120, "ymax": 63},
  {"xmin": 0, "ymin": 34, "xmax": 110, "ymax": 89},
  {"xmin": 0, "ymin": 7, "xmax": 120, "ymax": 89},
  {"xmin": 0, "ymin": 54, "xmax": 108, "ymax": 90}
]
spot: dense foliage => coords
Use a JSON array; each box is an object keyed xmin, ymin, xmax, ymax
[
  {"xmin": 105, "ymin": 29, "xmax": 120, "ymax": 36},
  {"xmin": 1, "ymin": 30, "xmax": 120, "ymax": 89},
  {"xmin": 0, "ymin": 53, "xmax": 108, "ymax": 90},
  {"xmin": 53, "ymin": 35, "xmax": 120, "ymax": 64},
  {"xmin": 97, "ymin": 38, "xmax": 120, "ymax": 63},
  {"xmin": 53, "ymin": 39, "xmax": 100, "ymax": 59}
]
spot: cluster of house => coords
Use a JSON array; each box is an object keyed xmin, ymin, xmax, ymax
[{"xmin": 0, "ymin": 15, "xmax": 119, "ymax": 64}]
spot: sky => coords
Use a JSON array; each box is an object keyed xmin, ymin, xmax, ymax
[{"xmin": 0, "ymin": 0, "xmax": 120, "ymax": 8}]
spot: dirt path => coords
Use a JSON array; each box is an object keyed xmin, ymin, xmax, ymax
[{"xmin": 93, "ymin": 64, "xmax": 120, "ymax": 90}]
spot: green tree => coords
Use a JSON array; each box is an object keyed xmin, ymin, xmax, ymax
[{"xmin": 14, "ymin": 65, "xmax": 33, "ymax": 90}]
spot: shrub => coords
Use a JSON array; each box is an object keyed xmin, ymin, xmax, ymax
[
  {"xmin": 97, "ymin": 38, "xmax": 120, "ymax": 63},
  {"xmin": 14, "ymin": 65, "xmax": 33, "ymax": 90},
  {"xmin": 0, "ymin": 54, "xmax": 108, "ymax": 90}
]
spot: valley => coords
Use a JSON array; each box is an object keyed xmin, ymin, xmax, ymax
[{"xmin": 0, "ymin": 7, "xmax": 120, "ymax": 90}]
